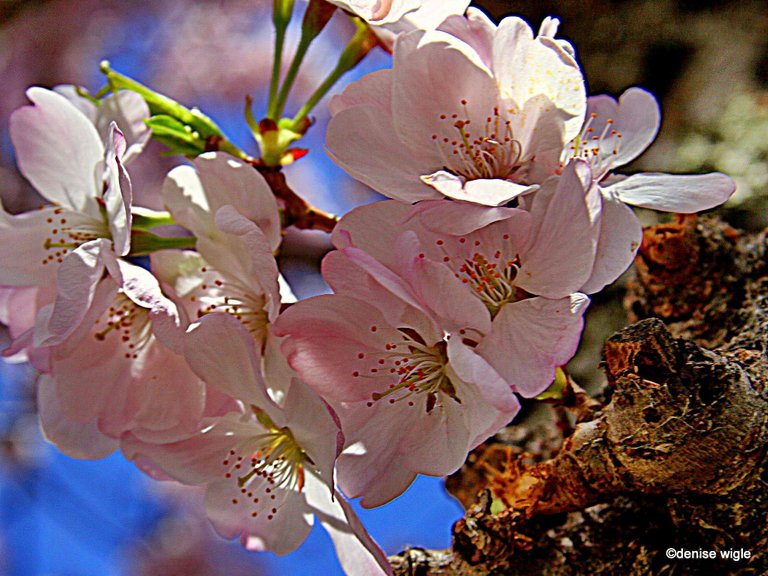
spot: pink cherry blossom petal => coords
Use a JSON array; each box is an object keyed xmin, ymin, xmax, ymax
[
  {"xmin": 392, "ymin": 30, "xmax": 497, "ymax": 157},
  {"xmin": 49, "ymin": 277, "xmax": 205, "ymax": 440},
  {"xmin": 517, "ymin": 160, "xmax": 600, "ymax": 297},
  {"xmin": 184, "ymin": 313, "xmax": 278, "ymax": 413},
  {"xmin": 332, "ymin": 200, "xmax": 415, "ymax": 267},
  {"xmin": 97, "ymin": 91, "xmax": 151, "ymax": 164},
  {"xmin": 586, "ymin": 88, "xmax": 660, "ymax": 169},
  {"xmin": 437, "ymin": 6, "xmax": 497, "ymax": 68},
  {"xmin": 121, "ymin": 415, "xmax": 260, "ymax": 485},
  {"xmin": 476, "ymin": 295, "xmax": 589, "ymax": 397},
  {"xmin": 54, "ymin": 86, "xmax": 150, "ymax": 164},
  {"xmin": 121, "ymin": 346, "xmax": 206, "ymax": 443},
  {"xmin": 407, "ymin": 198, "xmax": 525, "ymax": 235},
  {"xmin": 329, "ymin": 69, "xmax": 392, "ymax": 116},
  {"xmin": 336, "ymin": 405, "xmax": 419, "ymax": 507},
  {"xmin": 580, "ymin": 191, "xmax": 643, "ymax": 294},
  {"xmin": 116, "ymin": 259, "xmax": 186, "ymax": 353},
  {"xmin": 163, "ymin": 153, "xmax": 281, "ymax": 250},
  {"xmin": 281, "ymin": 377, "xmax": 342, "ymax": 491},
  {"xmin": 274, "ymin": 295, "xmax": 405, "ymax": 403},
  {"xmin": 195, "ymin": 153, "xmax": 280, "ymax": 249},
  {"xmin": 37, "ymin": 374, "xmax": 119, "ymax": 459},
  {"xmin": 49, "ymin": 281, "xmax": 135, "ymax": 424},
  {"xmin": 103, "ymin": 123, "xmax": 132, "ymax": 256},
  {"xmin": 327, "ymin": 104, "xmax": 440, "ymax": 202},
  {"xmin": 212, "ymin": 205, "xmax": 281, "ymax": 318},
  {"xmin": 321, "ymin": 250, "xmax": 438, "ymax": 338},
  {"xmin": 211, "ymin": 479, "xmax": 312, "ymax": 555},
  {"xmin": 447, "ymin": 337, "xmax": 519, "ymax": 412},
  {"xmin": 492, "ymin": 17, "xmax": 586, "ymax": 139},
  {"xmin": 607, "ymin": 172, "xmax": 736, "ymax": 213},
  {"xmin": 306, "ymin": 480, "xmax": 393, "ymax": 575},
  {"xmin": 408, "ymin": 254, "xmax": 491, "ymax": 333},
  {"xmin": 10, "ymin": 87, "xmax": 104, "ymax": 215},
  {"xmin": 421, "ymin": 171, "xmax": 536, "ymax": 206},
  {"xmin": 399, "ymin": 394, "xmax": 470, "ymax": 476},
  {"xmin": 0, "ymin": 286, "xmax": 39, "ymax": 343},
  {"xmin": 34, "ymin": 238, "xmax": 113, "ymax": 347},
  {"xmin": 0, "ymin": 203, "xmax": 100, "ymax": 287}
]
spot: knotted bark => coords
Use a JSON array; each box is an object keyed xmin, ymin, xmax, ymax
[{"xmin": 389, "ymin": 216, "xmax": 768, "ymax": 575}]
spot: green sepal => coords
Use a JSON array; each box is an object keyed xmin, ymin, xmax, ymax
[
  {"xmin": 535, "ymin": 367, "xmax": 569, "ymax": 401},
  {"xmin": 255, "ymin": 117, "xmax": 305, "ymax": 166}
]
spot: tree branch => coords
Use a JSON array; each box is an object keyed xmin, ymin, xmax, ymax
[{"xmin": 259, "ymin": 168, "xmax": 339, "ymax": 234}]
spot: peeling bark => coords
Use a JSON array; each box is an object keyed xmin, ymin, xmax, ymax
[{"xmin": 390, "ymin": 216, "xmax": 768, "ymax": 575}]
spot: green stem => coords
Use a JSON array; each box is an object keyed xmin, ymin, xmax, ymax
[
  {"xmin": 217, "ymin": 139, "xmax": 253, "ymax": 161},
  {"xmin": 267, "ymin": 24, "xmax": 288, "ymax": 119},
  {"xmin": 74, "ymin": 86, "xmax": 101, "ymax": 106},
  {"xmin": 101, "ymin": 62, "xmax": 254, "ymax": 162},
  {"xmin": 131, "ymin": 210, "xmax": 176, "ymax": 231},
  {"xmin": 101, "ymin": 62, "xmax": 217, "ymax": 134},
  {"xmin": 272, "ymin": 33, "xmax": 313, "ymax": 120},
  {"xmin": 289, "ymin": 18, "xmax": 377, "ymax": 131},
  {"xmin": 289, "ymin": 63, "xmax": 343, "ymax": 130},
  {"xmin": 270, "ymin": 0, "xmax": 337, "ymax": 121},
  {"xmin": 129, "ymin": 231, "xmax": 197, "ymax": 256}
]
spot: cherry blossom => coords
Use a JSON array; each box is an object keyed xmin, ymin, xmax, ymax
[
  {"xmin": 162, "ymin": 152, "xmax": 281, "ymax": 251},
  {"xmin": 327, "ymin": 14, "xmax": 585, "ymax": 205},
  {"xmin": 0, "ymin": 88, "xmax": 132, "ymax": 287},
  {"xmin": 0, "ymin": 284, "xmax": 55, "ymax": 368},
  {"xmin": 38, "ymin": 253, "xmax": 206, "ymax": 445},
  {"xmin": 328, "ymin": 160, "xmax": 596, "ymax": 397},
  {"xmin": 0, "ymin": 5, "xmax": 744, "ymax": 571},
  {"xmin": 0, "ymin": 87, "xmax": 134, "ymax": 370},
  {"xmin": 562, "ymin": 87, "xmax": 735, "ymax": 214},
  {"xmin": 161, "ymin": 152, "xmax": 283, "ymax": 345},
  {"xmin": 275, "ymin": 288, "xmax": 518, "ymax": 507},
  {"xmin": 123, "ymin": 313, "xmax": 392, "ymax": 574},
  {"xmin": 550, "ymin": 88, "xmax": 736, "ymax": 292}
]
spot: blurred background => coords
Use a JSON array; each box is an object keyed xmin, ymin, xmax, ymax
[{"xmin": 0, "ymin": 0, "xmax": 766, "ymax": 574}]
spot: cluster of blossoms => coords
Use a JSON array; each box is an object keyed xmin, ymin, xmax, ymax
[{"xmin": 0, "ymin": 1, "xmax": 734, "ymax": 573}]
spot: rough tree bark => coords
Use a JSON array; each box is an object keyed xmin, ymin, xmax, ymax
[{"xmin": 389, "ymin": 215, "xmax": 768, "ymax": 575}]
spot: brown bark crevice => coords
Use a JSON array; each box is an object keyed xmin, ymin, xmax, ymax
[{"xmin": 390, "ymin": 216, "xmax": 768, "ymax": 575}]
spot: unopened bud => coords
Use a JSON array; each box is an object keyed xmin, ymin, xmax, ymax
[
  {"xmin": 302, "ymin": 0, "xmax": 337, "ymax": 37},
  {"xmin": 273, "ymin": 0, "xmax": 295, "ymax": 27}
]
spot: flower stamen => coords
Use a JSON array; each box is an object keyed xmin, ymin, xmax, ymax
[{"xmin": 431, "ymin": 102, "xmax": 523, "ymax": 183}]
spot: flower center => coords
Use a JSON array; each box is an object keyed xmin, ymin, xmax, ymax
[
  {"xmin": 222, "ymin": 409, "xmax": 312, "ymax": 521},
  {"xmin": 191, "ymin": 265, "xmax": 270, "ymax": 344},
  {"xmin": 353, "ymin": 328, "xmax": 459, "ymax": 412},
  {"xmin": 432, "ymin": 101, "xmax": 522, "ymax": 182},
  {"xmin": 41, "ymin": 207, "xmax": 107, "ymax": 267},
  {"xmin": 92, "ymin": 293, "xmax": 152, "ymax": 359},
  {"xmin": 458, "ymin": 251, "xmax": 521, "ymax": 317},
  {"xmin": 432, "ymin": 235, "xmax": 524, "ymax": 318},
  {"xmin": 563, "ymin": 111, "xmax": 623, "ymax": 179}
]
